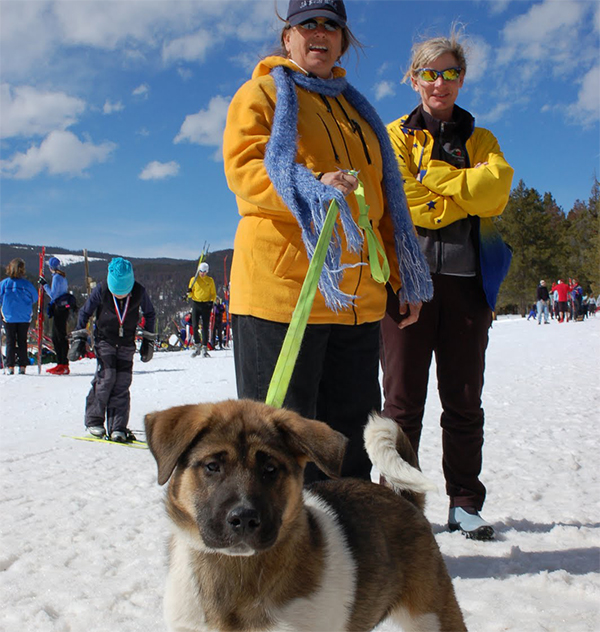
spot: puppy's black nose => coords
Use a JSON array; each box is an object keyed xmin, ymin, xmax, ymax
[{"xmin": 227, "ymin": 506, "xmax": 261, "ymax": 534}]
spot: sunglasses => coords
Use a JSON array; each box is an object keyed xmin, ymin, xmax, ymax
[
  {"xmin": 416, "ymin": 67, "xmax": 462, "ymax": 82},
  {"xmin": 298, "ymin": 18, "xmax": 341, "ymax": 32}
]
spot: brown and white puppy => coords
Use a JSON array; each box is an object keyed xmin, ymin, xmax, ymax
[{"xmin": 145, "ymin": 399, "xmax": 467, "ymax": 632}]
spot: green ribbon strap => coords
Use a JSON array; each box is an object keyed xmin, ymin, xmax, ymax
[{"xmin": 354, "ymin": 181, "xmax": 390, "ymax": 284}]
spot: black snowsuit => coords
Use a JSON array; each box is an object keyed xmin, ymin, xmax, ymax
[{"xmin": 76, "ymin": 282, "xmax": 155, "ymax": 434}]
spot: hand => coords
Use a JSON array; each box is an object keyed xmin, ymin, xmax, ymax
[
  {"xmin": 39, "ymin": 276, "xmax": 47, "ymax": 286},
  {"xmin": 474, "ymin": 162, "xmax": 488, "ymax": 168},
  {"xmin": 140, "ymin": 331, "xmax": 157, "ymax": 363},
  {"xmin": 319, "ymin": 171, "xmax": 359, "ymax": 197},
  {"xmin": 397, "ymin": 301, "xmax": 422, "ymax": 329},
  {"xmin": 67, "ymin": 337, "xmax": 87, "ymax": 362}
]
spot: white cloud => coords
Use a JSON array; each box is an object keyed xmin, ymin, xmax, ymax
[
  {"xmin": 488, "ymin": 0, "xmax": 512, "ymax": 15},
  {"xmin": 464, "ymin": 36, "xmax": 491, "ymax": 83},
  {"xmin": 163, "ymin": 30, "xmax": 213, "ymax": 64},
  {"xmin": 475, "ymin": 101, "xmax": 512, "ymax": 124},
  {"xmin": 132, "ymin": 84, "xmax": 150, "ymax": 99},
  {"xmin": 566, "ymin": 65, "xmax": 600, "ymax": 125},
  {"xmin": 139, "ymin": 160, "xmax": 180, "ymax": 181},
  {"xmin": 374, "ymin": 81, "xmax": 395, "ymax": 101},
  {"xmin": 177, "ymin": 67, "xmax": 194, "ymax": 82},
  {"xmin": 0, "ymin": 84, "xmax": 85, "ymax": 139},
  {"xmin": 0, "ymin": 2, "xmax": 60, "ymax": 80},
  {"xmin": 0, "ymin": 130, "xmax": 116, "ymax": 179},
  {"xmin": 0, "ymin": 1, "xmax": 279, "ymax": 82},
  {"xmin": 103, "ymin": 99, "xmax": 124, "ymax": 115},
  {"xmin": 498, "ymin": 0, "xmax": 587, "ymax": 69},
  {"xmin": 174, "ymin": 95, "xmax": 231, "ymax": 151}
]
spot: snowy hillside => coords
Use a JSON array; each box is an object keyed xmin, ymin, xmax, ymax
[{"xmin": 1, "ymin": 316, "xmax": 599, "ymax": 632}]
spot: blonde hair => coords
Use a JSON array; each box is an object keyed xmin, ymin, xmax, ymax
[
  {"xmin": 403, "ymin": 25, "xmax": 467, "ymax": 84},
  {"xmin": 6, "ymin": 258, "xmax": 26, "ymax": 279}
]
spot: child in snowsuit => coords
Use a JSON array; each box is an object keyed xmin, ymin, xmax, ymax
[
  {"xmin": 69, "ymin": 258, "xmax": 156, "ymax": 443},
  {"xmin": 0, "ymin": 258, "xmax": 38, "ymax": 374}
]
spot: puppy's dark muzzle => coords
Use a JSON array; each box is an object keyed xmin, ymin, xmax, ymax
[{"xmin": 227, "ymin": 506, "xmax": 261, "ymax": 536}]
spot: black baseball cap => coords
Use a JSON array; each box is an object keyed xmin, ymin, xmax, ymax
[{"xmin": 286, "ymin": 0, "xmax": 347, "ymax": 28}]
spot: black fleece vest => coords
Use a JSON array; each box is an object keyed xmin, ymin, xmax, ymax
[{"xmin": 94, "ymin": 282, "xmax": 143, "ymax": 346}]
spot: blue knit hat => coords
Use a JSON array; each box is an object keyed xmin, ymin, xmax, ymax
[
  {"xmin": 107, "ymin": 257, "xmax": 135, "ymax": 296},
  {"xmin": 48, "ymin": 257, "xmax": 61, "ymax": 270}
]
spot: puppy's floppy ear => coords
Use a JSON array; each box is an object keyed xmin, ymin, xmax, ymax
[
  {"xmin": 271, "ymin": 409, "xmax": 348, "ymax": 478},
  {"xmin": 145, "ymin": 404, "xmax": 212, "ymax": 485}
]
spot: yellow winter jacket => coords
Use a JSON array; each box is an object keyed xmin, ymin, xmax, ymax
[
  {"xmin": 223, "ymin": 57, "xmax": 400, "ymax": 325},
  {"xmin": 188, "ymin": 275, "xmax": 216, "ymax": 303},
  {"xmin": 387, "ymin": 111, "xmax": 514, "ymax": 229}
]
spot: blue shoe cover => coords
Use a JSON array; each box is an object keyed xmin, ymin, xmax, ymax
[{"xmin": 449, "ymin": 507, "xmax": 494, "ymax": 540}]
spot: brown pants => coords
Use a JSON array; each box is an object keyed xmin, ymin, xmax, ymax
[{"xmin": 380, "ymin": 275, "xmax": 492, "ymax": 510}]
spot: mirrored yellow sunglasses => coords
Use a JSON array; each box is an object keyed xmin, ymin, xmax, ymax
[{"xmin": 416, "ymin": 67, "xmax": 462, "ymax": 82}]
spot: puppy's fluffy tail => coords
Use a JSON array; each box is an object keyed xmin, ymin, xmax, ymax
[{"xmin": 364, "ymin": 413, "xmax": 437, "ymax": 497}]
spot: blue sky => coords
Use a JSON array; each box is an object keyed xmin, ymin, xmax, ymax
[{"xmin": 1, "ymin": 0, "xmax": 598, "ymax": 260}]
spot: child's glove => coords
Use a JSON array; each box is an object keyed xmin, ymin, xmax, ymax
[
  {"xmin": 140, "ymin": 331, "xmax": 157, "ymax": 363},
  {"xmin": 68, "ymin": 329, "xmax": 88, "ymax": 362},
  {"xmin": 39, "ymin": 276, "xmax": 47, "ymax": 286}
]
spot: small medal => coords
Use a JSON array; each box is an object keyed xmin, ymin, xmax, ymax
[{"xmin": 113, "ymin": 294, "xmax": 130, "ymax": 340}]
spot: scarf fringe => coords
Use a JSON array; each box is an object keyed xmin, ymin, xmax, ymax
[{"xmin": 265, "ymin": 64, "xmax": 433, "ymax": 312}]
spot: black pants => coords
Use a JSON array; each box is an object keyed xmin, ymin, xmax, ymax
[
  {"xmin": 4, "ymin": 322, "xmax": 30, "ymax": 368},
  {"xmin": 380, "ymin": 276, "xmax": 492, "ymax": 510},
  {"xmin": 232, "ymin": 315, "xmax": 381, "ymax": 482},
  {"xmin": 192, "ymin": 301, "xmax": 212, "ymax": 346},
  {"xmin": 85, "ymin": 340, "xmax": 135, "ymax": 434},
  {"xmin": 212, "ymin": 319, "xmax": 224, "ymax": 348},
  {"xmin": 52, "ymin": 308, "xmax": 69, "ymax": 364}
]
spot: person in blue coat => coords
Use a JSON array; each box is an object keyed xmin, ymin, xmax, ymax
[
  {"xmin": 0, "ymin": 258, "xmax": 38, "ymax": 374},
  {"xmin": 39, "ymin": 256, "xmax": 71, "ymax": 375}
]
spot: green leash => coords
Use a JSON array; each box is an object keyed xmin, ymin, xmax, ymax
[
  {"xmin": 265, "ymin": 196, "xmax": 340, "ymax": 408},
  {"xmin": 265, "ymin": 177, "xmax": 390, "ymax": 409}
]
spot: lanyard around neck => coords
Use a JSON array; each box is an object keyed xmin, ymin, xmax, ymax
[{"xmin": 112, "ymin": 294, "xmax": 130, "ymax": 337}]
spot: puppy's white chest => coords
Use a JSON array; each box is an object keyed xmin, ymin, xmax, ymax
[{"xmin": 271, "ymin": 492, "xmax": 357, "ymax": 632}]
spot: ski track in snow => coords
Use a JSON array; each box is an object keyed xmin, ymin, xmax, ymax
[{"xmin": 1, "ymin": 317, "xmax": 599, "ymax": 631}]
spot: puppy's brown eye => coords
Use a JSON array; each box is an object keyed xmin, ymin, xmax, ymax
[
  {"xmin": 264, "ymin": 463, "xmax": 277, "ymax": 477},
  {"xmin": 205, "ymin": 462, "xmax": 221, "ymax": 474}
]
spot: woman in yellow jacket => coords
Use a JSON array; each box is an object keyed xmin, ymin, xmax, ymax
[
  {"xmin": 380, "ymin": 31, "xmax": 514, "ymax": 539},
  {"xmin": 223, "ymin": 0, "xmax": 432, "ymax": 481}
]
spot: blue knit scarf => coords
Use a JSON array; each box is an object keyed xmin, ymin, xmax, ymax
[{"xmin": 264, "ymin": 64, "xmax": 433, "ymax": 311}]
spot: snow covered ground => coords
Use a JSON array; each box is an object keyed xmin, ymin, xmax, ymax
[{"xmin": 1, "ymin": 316, "xmax": 599, "ymax": 632}]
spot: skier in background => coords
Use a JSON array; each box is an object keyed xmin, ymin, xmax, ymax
[
  {"xmin": 0, "ymin": 258, "xmax": 38, "ymax": 375},
  {"xmin": 68, "ymin": 258, "xmax": 156, "ymax": 443},
  {"xmin": 187, "ymin": 262, "xmax": 216, "ymax": 358},
  {"xmin": 39, "ymin": 257, "xmax": 71, "ymax": 375},
  {"xmin": 211, "ymin": 297, "xmax": 226, "ymax": 350}
]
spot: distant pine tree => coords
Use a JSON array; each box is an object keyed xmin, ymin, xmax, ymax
[{"xmin": 495, "ymin": 180, "xmax": 563, "ymax": 314}]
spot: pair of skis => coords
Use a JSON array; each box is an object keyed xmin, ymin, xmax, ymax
[
  {"xmin": 63, "ymin": 434, "xmax": 148, "ymax": 449},
  {"xmin": 188, "ymin": 242, "xmax": 210, "ymax": 292}
]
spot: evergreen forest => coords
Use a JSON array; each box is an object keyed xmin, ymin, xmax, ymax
[{"xmin": 494, "ymin": 177, "xmax": 599, "ymax": 315}]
